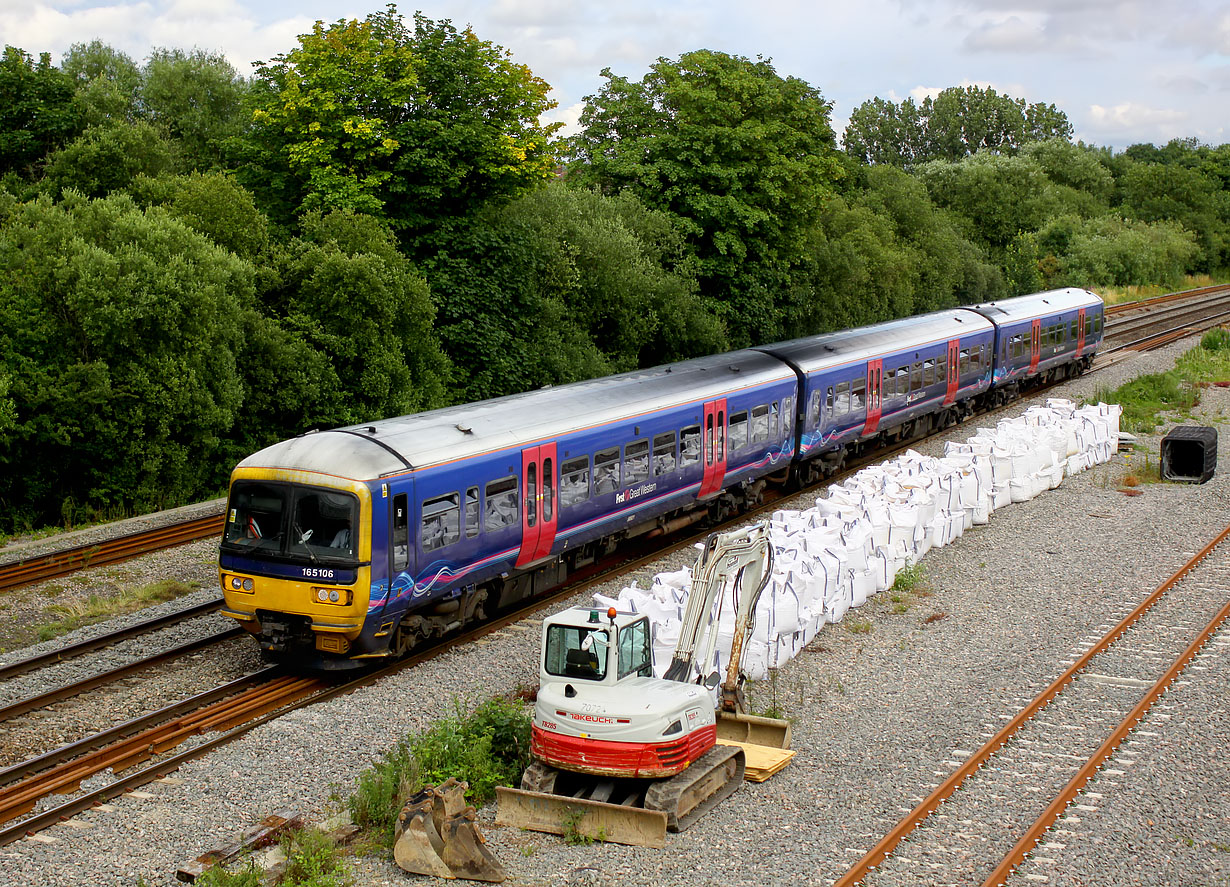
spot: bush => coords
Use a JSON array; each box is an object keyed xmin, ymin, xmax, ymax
[{"xmin": 347, "ymin": 696, "xmax": 532, "ymax": 843}]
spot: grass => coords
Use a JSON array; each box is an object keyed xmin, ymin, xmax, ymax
[
  {"xmin": 195, "ymin": 827, "xmax": 351, "ymax": 887},
  {"xmin": 1097, "ymin": 274, "xmax": 1225, "ymax": 306},
  {"xmin": 33, "ymin": 579, "xmax": 198, "ymax": 642},
  {"xmin": 846, "ymin": 618, "xmax": 872, "ymax": 634},
  {"xmin": 884, "ymin": 564, "xmax": 934, "ymax": 617},
  {"xmin": 1092, "ymin": 327, "xmax": 1230, "ymax": 433},
  {"xmin": 347, "ymin": 696, "xmax": 531, "ymax": 845}
]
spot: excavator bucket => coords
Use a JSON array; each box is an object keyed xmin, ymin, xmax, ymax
[
  {"xmin": 393, "ymin": 796, "xmax": 453, "ymax": 879},
  {"xmin": 393, "ymin": 779, "xmax": 506, "ymax": 881},
  {"xmin": 495, "ymin": 787, "xmax": 668, "ymax": 848},
  {"xmin": 440, "ymin": 807, "xmax": 507, "ymax": 883},
  {"xmin": 715, "ymin": 711, "xmax": 792, "ymax": 749}
]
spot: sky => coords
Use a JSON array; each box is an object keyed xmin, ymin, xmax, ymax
[{"xmin": 3, "ymin": 0, "xmax": 1229, "ymax": 150}]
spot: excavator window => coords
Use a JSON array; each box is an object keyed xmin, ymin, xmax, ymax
[
  {"xmin": 544, "ymin": 625, "xmax": 608, "ymax": 681},
  {"xmin": 617, "ymin": 618, "xmax": 652, "ymax": 679}
]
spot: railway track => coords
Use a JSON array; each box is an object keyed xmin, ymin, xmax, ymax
[
  {"xmin": 1, "ymin": 283, "xmax": 1225, "ymax": 849},
  {"xmin": 1102, "ymin": 284, "xmax": 1230, "ymax": 353},
  {"xmin": 0, "ymin": 511, "xmax": 224, "ymax": 593},
  {"xmin": 832, "ymin": 521, "xmax": 1230, "ymax": 887}
]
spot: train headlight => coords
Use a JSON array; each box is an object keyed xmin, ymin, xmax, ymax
[
  {"xmin": 312, "ymin": 587, "xmax": 352, "ymax": 606},
  {"xmin": 329, "ymin": 590, "xmax": 340, "ymax": 603},
  {"xmin": 317, "ymin": 588, "xmax": 329, "ymax": 602},
  {"xmin": 242, "ymin": 578, "xmax": 254, "ymax": 591},
  {"xmin": 231, "ymin": 577, "xmax": 242, "ymax": 589}
]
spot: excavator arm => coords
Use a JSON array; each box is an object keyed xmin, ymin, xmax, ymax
[{"xmin": 662, "ymin": 521, "xmax": 774, "ymax": 714}]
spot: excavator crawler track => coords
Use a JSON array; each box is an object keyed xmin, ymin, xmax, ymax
[{"xmin": 644, "ymin": 743, "xmax": 745, "ymax": 832}]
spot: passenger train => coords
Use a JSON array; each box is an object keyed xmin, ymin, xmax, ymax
[{"xmin": 219, "ymin": 287, "xmax": 1104, "ymax": 668}]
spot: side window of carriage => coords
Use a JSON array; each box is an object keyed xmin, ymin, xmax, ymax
[
  {"xmin": 653, "ymin": 432, "xmax": 677, "ymax": 475},
  {"xmin": 728, "ymin": 412, "xmax": 749, "ymax": 452},
  {"xmin": 421, "ymin": 492, "xmax": 460, "ymax": 552},
  {"xmin": 560, "ymin": 456, "xmax": 590, "ymax": 508},
  {"xmin": 484, "ymin": 476, "xmax": 518, "ymax": 533},
  {"xmin": 680, "ymin": 425, "xmax": 701, "ymax": 467},
  {"xmin": 594, "ymin": 447, "xmax": 621, "ymax": 494},
  {"xmin": 465, "ymin": 487, "xmax": 479, "ymax": 539}
]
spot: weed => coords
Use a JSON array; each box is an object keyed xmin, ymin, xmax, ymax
[
  {"xmin": 891, "ymin": 564, "xmax": 928, "ymax": 594},
  {"xmin": 846, "ymin": 618, "xmax": 872, "ymax": 634},
  {"xmin": 347, "ymin": 695, "xmax": 531, "ymax": 845},
  {"xmin": 195, "ymin": 860, "xmax": 265, "ymax": 887},
  {"xmin": 1212, "ymin": 841, "xmax": 1230, "ymax": 853},
  {"xmin": 1176, "ymin": 834, "xmax": 1196, "ymax": 848},
  {"xmin": 279, "ymin": 828, "xmax": 350, "ymax": 887},
  {"xmin": 560, "ymin": 808, "xmax": 606, "ymax": 845},
  {"xmin": 520, "ymin": 844, "xmax": 537, "ymax": 857},
  {"xmin": 891, "ymin": 602, "xmax": 910, "ymax": 615},
  {"xmin": 34, "ymin": 579, "xmax": 196, "ymax": 642}
]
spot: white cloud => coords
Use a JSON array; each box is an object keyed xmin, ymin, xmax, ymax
[
  {"xmin": 541, "ymin": 99, "xmax": 584, "ymax": 137},
  {"xmin": 1087, "ymin": 101, "xmax": 1189, "ymax": 144},
  {"xmin": 962, "ymin": 13, "xmax": 1049, "ymax": 52}
]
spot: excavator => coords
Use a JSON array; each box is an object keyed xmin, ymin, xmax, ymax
[{"xmin": 495, "ymin": 520, "xmax": 794, "ymax": 847}]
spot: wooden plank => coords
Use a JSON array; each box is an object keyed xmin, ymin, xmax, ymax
[
  {"xmin": 716, "ymin": 739, "xmax": 795, "ymax": 782},
  {"xmin": 175, "ymin": 809, "xmax": 303, "ymax": 882}
]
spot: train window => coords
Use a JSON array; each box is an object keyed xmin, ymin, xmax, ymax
[
  {"xmin": 485, "ymin": 477, "xmax": 519, "ymax": 531},
  {"xmin": 825, "ymin": 386, "xmax": 834, "ymax": 420},
  {"xmin": 783, "ymin": 396, "xmax": 793, "ymax": 430},
  {"xmin": 680, "ymin": 426, "xmax": 701, "ymax": 467},
  {"xmin": 911, "ymin": 362, "xmax": 922, "ymax": 393},
  {"xmin": 883, "ymin": 368, "xmax": 895, "ymax": 399},
  {"xmin": 706, "ymin": 414, "xmax": 714, "ymax": 464},
  {"xmin": 923, "ymin": 359, "xmax": 935, "ymax": 386},
  {"xmin": 224, "ymin": 482, "xmax": 286, "ymax": 547},
  {"xmin": 810, "ymin": 390, "xmax": 822, "ymax": 426},
  {"xmin": 1070, "ymin": 319, "xmax": 1078, "ymax": 340},
  {"xmin": 290, "ymin": 488, "xmax": 358, "ymax": 558},
  {"xmin": 937, "ymin": 352, "xmax": 947, "ymax": 382},
  {"xmin": 393, "ymin": 493, "xmax": 409, "ymax": 572},
  {"xmin": 542, "ymin": 458, "xmax": 554, "ymax": 522},
  {"xmin": 895, "ymin": 366, "xmax": 907, "ymax": 396},
  {"xmin": 526, "ymin": 462, "xmax": 537, "ymax": 528},
  {"xmin": 751, "ymin": 405, "xmax": 770, "ymax": 443},
  {"xmin": 717, "ymin": 409, "xmax": 725, "ymax": 462},
  {"xmin": 1086, "ymin": 315, "xmax": 1093, "ymax": 337},
  {"xmin": 969, "ymin": 347, "xmax": 980, "ymax": 371},
  {"xmin": 1095, "ymin": 314, "xmax": 1103, "ymax": 334},
  {"xmin": 421, "ymin": 492, "xmax": 460, "ymax": 552},
  {"xmin": 851, "ymin": 376, "xmax": 865, "ymax": 411},
  {"xmin": 959, "ymin": 349, "xmax": 970, "ymax": 376},
  {"xmin": 835, "ymin": 381, "xmax": 849, "ymax": 415},
  {"xmin": 728, "ymin": 412, "xmax": 749, "ymax": 452},
  {"xmin": 465, "ymin": 487, "xmax": 479, "ymax": 538},
  {"xmin": 625, "ymin": 439, "xmax": 650, "ymax": 485},
  {"xmin": 594, "ymin": 447, "xmax": 621, "ymax": 494},
  {"xmin": 560, "ymin": 456, "xmax": 590, "ymax": 507},
  {"xmin": 770, "ymin": 402, "xmax": 779, "ymax": 436},
  {"xmin": 653, "ymin": 432, "xmax": 677, "ymax": 475}
]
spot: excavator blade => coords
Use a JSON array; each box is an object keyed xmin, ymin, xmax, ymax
[
  {"xmin": 715, "ymin": 710, "xmax": 792, "ymax": 749},
  {"xmin": 440, "ymin": 807, "xmax": 508, "ymax": 883},
  {"xmin": 393, "ymin": 797, "xmax": 454, "ymax": 879},
  {"xmin": 495, "ymin": 787, "xmax": 668, "ymax": 848}
]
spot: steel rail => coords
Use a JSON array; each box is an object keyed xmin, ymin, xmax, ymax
[
  {"xmin": 831, "ymin": 521, "xmax": 1230, "ymax": 887},
  {"xmin": 1104, "ymin": 283, "xmax": 1230, "ymax": 316},
  {"xmin": 0, "ymin": 598, "xmax": 225, "ymax": 682},
  {"xmin": 984, "ymin": 592, "xmax": 1230, "ymax": 886},
  {"xmin": 0, "ymin": 627, "xmax": 243, "ymax": 723},
  {"xmin": 0, "ymin": 512, "xmax": 225, "ymax": 592}
]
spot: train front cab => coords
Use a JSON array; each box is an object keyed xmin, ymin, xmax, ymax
[{"xmin": 218, "ymin": 468, "xmax": 383, "ymax": 666}]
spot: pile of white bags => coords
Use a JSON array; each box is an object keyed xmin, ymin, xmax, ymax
[{"xmin": 594, "ymin": 400, "xmax": 1122, "ymax": 690}]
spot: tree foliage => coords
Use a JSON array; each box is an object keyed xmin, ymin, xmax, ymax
[
  {"xmin": 239, "ymin": 6, "xmax": 559, "ymax": 238},
  {"xmin": 0, "ymin": 46, "xmax": 80, "ymax": 179},
  {"xmin": 567, "ymin": 49, "xmax": 844, "ymax": 346},
  {"xmin": 844, "ymin": 86, "xmax": 1072, "ymax": 167}
]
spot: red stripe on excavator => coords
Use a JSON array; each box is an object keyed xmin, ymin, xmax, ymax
[{"xmin": 531, "ymin": 724, "xmax": 716, "ymax": 779}]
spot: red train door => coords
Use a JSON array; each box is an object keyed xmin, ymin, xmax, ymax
[
  {"xmin": 1029, "ymin": 319, "xmax": 1041, "ymax": 373},
  {"xmin": 862, "ymin": 360, "xmax": 883, "ymax": 435},
  {"xmin": 698, "ymin": 399, "xmax": 727, "ymax": 499},
  {"xmin": 516, "ymin": 443, "xmax": 557, "ymax": 567},
  {"xmin": 943, "ymin": 338, "xmax": 961, "ymax": 405},
  {"xmin": 1076, "ymin": 308, "xmax": 1086, "ymax": 357}
]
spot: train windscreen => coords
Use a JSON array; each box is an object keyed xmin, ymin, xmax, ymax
[{"xmin": 222, "ymin": 481, "xmax": 359, "ymax": 563}]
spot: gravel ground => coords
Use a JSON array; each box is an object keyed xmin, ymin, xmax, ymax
[{"xmin": 0, "ymin": 340, "xmax": 1227, "ymax": 887}]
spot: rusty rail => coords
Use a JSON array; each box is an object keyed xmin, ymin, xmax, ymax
[
  {"xmin": 832, "ymin": 521, "xmax": 1230, "ymax": 887},
  {"xmin": 0, "ymin": 512, "xmax": 225, "ymax": 592}
]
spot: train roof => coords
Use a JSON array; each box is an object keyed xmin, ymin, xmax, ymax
[
  {"xmin": 754, "ymin": 308, "xmax": 995, "ymax": 375},
  {"xmin": 237, "ymin": 349, "xmax": 794, "ymax": 479},
  {"xmin": 963, "ymin": 288, "xmax": 1102, "ymax": 324}
]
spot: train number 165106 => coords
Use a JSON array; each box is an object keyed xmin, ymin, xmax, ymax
[{"xmin": 302, "ymin": 567, "xmax": 335, "ymax": 579}]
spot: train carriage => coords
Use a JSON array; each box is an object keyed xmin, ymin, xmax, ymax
[
  {"xmin": 220, "ymin": 349, "xmax": 796, "ymax": 667},
  {"xmin": 967, "ymin": 288, "xmax": 1104, "ymax": 398},
  {"xmin": 756, "ymin": 310, "xmax": 996, "ymax": 481}
]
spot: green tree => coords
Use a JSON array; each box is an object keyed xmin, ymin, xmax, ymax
[
  {"xmin": 239, "ymin": 6, "xmax": 558, "ymax": 237},
  {"xmin": 915, "ymin": 152, "xmax": 1057, "ymax": 248},
  {"xmin": 142, "ymin": 48, "xmax": 248, "ymax": 171},
  {"xmin": 844, "ymin": 86, "xmax": 1072, "ymax": 166},
  {"xmin": 1117, "ymin": 158, "xmax": 1225, "ymax": 271},
  {"xmin": 274, "ymin": 210, "xmax": 451, "ymax": 420},
  {"xmin": 0, "ymin": 192, "xmax": 252, "ymax": 529},
  {"xmin": 60, "ymin": 39, "xmax": 142, "ymax": 126},
  {"xmin": 41, "ymin": 121, "xmax": 180, "ymax": 198},
  {"xmin": 568, "ymin": 49, "xmax": 843, "ymax": 346},
  {"xmin": 131, "ymin": 171, "xmax": 270, "ymax": 261},
  {"xmin": 0, "ymin": 46, "xmax": 80, "ymax": 179}
]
